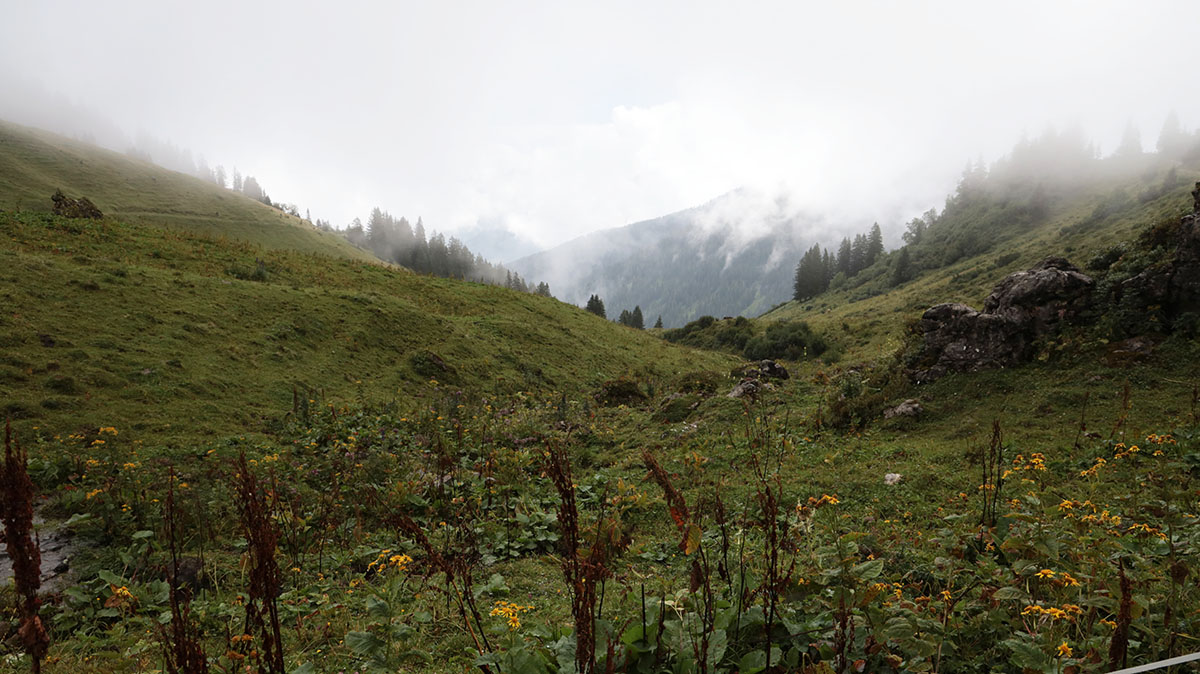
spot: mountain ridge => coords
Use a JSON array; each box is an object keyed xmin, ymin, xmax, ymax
[{"xmin": 508, "ymin": 189, "xmax": 833, "ymax": 327}]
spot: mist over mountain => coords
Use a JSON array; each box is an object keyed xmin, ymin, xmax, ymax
[
  {"xmin": 508, "ymin": 190, "xmax": 835, "ymax": 327},
  {"xmin": 452, "ymin": 220, "xmax": 544, "ymax": 264}
]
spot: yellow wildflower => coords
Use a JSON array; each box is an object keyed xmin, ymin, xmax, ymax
[
  {"xmin": 1057, "ymin": 642, "xmax": 1072, "ymax": 658},
  {"xmin": 489, "ymin": 600, "xmax": 532, "ymax": 630}
]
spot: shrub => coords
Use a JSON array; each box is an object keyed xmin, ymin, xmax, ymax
[
  {"xmin": 742, "ymin": 321, "xmax": 828, "ymax": 361},
  {"xmin": 227, "ymin": 259, "xmax": 270, "ymax": 282}
]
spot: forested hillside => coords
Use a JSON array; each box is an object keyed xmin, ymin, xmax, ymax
[{"xmin": 509, "ymin": 192, "xmax": 828, "ymax": 327}]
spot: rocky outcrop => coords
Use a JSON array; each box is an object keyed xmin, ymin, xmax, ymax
[
  {"xmin": 1114, "ymin": 182, "xmax": 1200, "ymax": 320},
  {"xmin": 914, "ymin": 257, "xmax": 1093, "ymax": 382},
  {"xmin": 50, "ymin": 189, "xmax": 103, "ymax": 219}
]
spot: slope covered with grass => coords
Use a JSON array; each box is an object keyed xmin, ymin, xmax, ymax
[
  {"xmin": 763, "ymin": 159, "xmax": 1200, "ymax": 364},
  {"xmin": 0, "ymin": 210, "xmax": 737, "ymax": 447},
  {"xmin": 2, "ymin": 128, "xmax": 1199, "ymax": 674},
  {"xmin": 0, "ymin": 119, "xmax": 370, "ymax": 260}
]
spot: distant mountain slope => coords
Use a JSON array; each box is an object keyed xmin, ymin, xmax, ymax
[
  {"xmin": 509, "ymin": 190, "xmax": 829, "ymax": 327},
  {"xmin": 0, "ymin": 119, "xmax": 370, "ymax": 260}
]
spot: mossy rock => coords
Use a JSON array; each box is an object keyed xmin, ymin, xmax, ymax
[
  {"xmin": 674, "ymin": 370, "xmax": 724, "ymax": 395},
  {"xmin": 594, "ymin": 377, "xmax": 647, "ymax": 407},
  {"xmin": 655, "ymin": 394, "xmax": 701, "ymax": 423},
  {"xmin": 409, "ymin": 350, "xmax": 458, "ymax": 382}
]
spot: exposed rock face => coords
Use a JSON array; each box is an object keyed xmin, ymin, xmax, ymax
[
  {"xmin": 1116, "ymin": 182, "xmax": 1200, "ymax": 318},
  {"xmin": 982, "ymin": 257, "xmax": 1095, "ymax": 333},
  {"xmin": 914, "ymin": 257, "xmax": 1093, "ymax": 382},
  {"xmin": 50, "ymin": 189, "xmax": 103, "ymax": 219}
]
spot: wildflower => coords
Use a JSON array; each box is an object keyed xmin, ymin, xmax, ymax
[
  {"xmin": 367, "ymin": 550, "xmax": 413, "ymax": 573},
  {"xmin": 1036, "ymin": 569, "xmax": 1055, "ymax": 579},
  {"xmin": 489, "ymin": 601, "xmax": 532, "ymax": 630},
  {"xmin": 1059, "ymin": 573, "xmax": 1080, "ymax": 587},
  {"xmin": 941, "ymin": 590, "xmax": 953, "ymax": 602},
  {"xmin": 85, "ymin": 488, "xmax": 102, "ymax": 499},
  {"xmin": 1057, "ymin": 642, "xmax": 1072, "ymax": 658}
]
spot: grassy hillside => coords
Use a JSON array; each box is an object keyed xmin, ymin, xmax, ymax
[
  {"xmin": 1, "ymin": 135, "xmax": 1198, "ymax": 674},
  {"xmin": 763, "ymin": 161, "xmax": 1200, "ymax": 363},
  {"xmin": 0, "ymin": 210, "xmax": 737, "ymax": 447},
  {"xmin": 0, "ymin": 119, "xmax": 370, "ymax": 260}
]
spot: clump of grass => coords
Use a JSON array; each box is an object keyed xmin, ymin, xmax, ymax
[{"xmin": 1, "ymin": 421, "xmax": 49, "ymax": 673}]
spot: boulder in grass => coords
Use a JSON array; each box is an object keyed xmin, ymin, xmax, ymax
[{"xmin": 50, "ymin": 189, "xmax": 103, "ymax": 219}]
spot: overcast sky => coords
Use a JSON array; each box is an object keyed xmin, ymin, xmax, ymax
[{"xmin": 3, "ymin": 1, "xmax": 1197, "ymax": 258}]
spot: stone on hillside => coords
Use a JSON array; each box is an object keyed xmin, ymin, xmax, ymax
[
  {"xmin": 732, "ymin": 360, "xmax": 790, "ymax": 381},
  {"xmin": 883, "ymin": 399, "xmax": 922, "ymax": 419},
  {"xmin": 50, "ymin": 189, "xmax": 103, "ymax": 219},
  {"xmin": 1103, "ymin": 335, "xmax": 1157, "ymax": 367},
  {"xmin": 914, "ymin": 257, "xmax": 1093, "ymax": 382},
  {"xmin": 982, "ymin": 257, "xmax": 1094, "ymax": 333},
  {"xmin": 727, "ymin": 378, "xmax": 762, "ymax": 399},
  {"xmin": 594, "ymin": 377, "xmax": 647, "ymax": 407},
  {"xmin": 883, "ymin": 473, "xmax": 902, "ymax": 486}
]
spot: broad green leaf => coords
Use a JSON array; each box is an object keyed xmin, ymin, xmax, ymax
[
  {"xmin": 344, "ymin": 630, "xmax": 386, "ymax": 658},
  {"xmin": 992, "ymin": 586, "xmax": 1026, "ymax": 600},
  {"xmin": 851, "ymin": 558, "xmax": 884, "ymax": 580},
  {"xmin": 739, "ymin": 650, "xmax": 767, "ymax": 674},
  {"xmin": 366, "ymin": 595, "xmax": 391, "ymax": 619}
]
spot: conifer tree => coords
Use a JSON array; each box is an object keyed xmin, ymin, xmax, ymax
[
  {"xmin": 585, "ymin": 295, "xmax": 606, "ymax": 318},
  {"xmin": 890, "ymin": 247, "xmax": 912, "ymax": 287},
  {"xmin": 654, "ymin": 315, "xmax": 663, "ymax": 329},
  {"xmin": 867, "ymin": 223, "xmax": 885, "ymax": 266},
  {"xmin": 836, "ymin": 237, "xmax": 852, "ymax": 276}
]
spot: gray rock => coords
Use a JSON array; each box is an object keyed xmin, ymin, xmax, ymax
[
  {"xmin": 914, "ymin": 257, "xmax": 1093, "ymax": 382},
  {"xmin": 727, "ymin": 378, "xmax": 762, "ymax": 399},
  {"xmin": 883, "ymin": 399, "xmax": 922, "ymax": 419}
]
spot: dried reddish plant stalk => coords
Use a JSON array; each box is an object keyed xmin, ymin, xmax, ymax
[
  {"xmin": 235, "ymin": 453, "xmax": 286, "ymax": 674},
  {"xmin": 162, "ymin": 468, "xmax": 208, "ymax": 674},
  {"xmin": 1108, "ymin": 559, "xmax": 1132, "ymax": 670},
  {"xmin": 642, "ymin": 450, "xmax": 690, "ymax": 530},
  {"xmin": 391, "ymin": 512, "xmax": 494, "ymax": 662},
  {"xmin": 2, "ymin": 422, "xmax": 49, "ymax": 674},
  {"xmin": 546, "ymin": 443, "xmax": 623, "ymax": 674}
]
